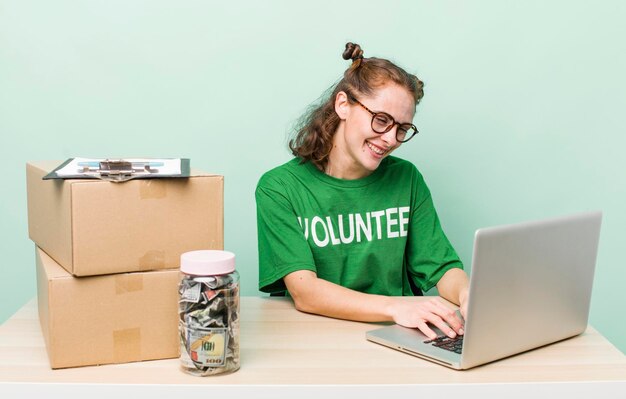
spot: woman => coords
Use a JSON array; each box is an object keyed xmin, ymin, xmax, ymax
[{"xmin": 256, "ymin": 43, "xmax": 468, "ymax": 340}]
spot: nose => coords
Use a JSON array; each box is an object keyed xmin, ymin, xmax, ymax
[{"xmin": 380, "ymin": 124, "xmax": 399, "ymax": 148}]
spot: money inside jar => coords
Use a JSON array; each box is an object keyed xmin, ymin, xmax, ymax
[{"xmin": 178, "ymin": 250, "xmax": 240, "ymax": 376}]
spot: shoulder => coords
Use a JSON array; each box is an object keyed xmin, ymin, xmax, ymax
[
  {"xmin": 384, "ymin": 155, "xmax": 416, "ymax": 170},
  {"xmin": 258, "ymin": 158, "xmax": 302, "ymax": 184},
  {"xmin": 256, "ymin": 158, "xmax": 315, "ymax": 197},
  {"xmin": 381, "ymin": 156, "xmax": 425, "ymax": 183}
]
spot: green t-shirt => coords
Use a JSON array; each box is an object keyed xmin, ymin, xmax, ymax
[{"xmin": 256, "ymin": 156, "xmax": 462, "ymax": 296}]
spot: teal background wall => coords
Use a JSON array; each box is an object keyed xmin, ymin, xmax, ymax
[{"xmin": 1, "ymin": 1, "xmax": 624, "ymax": 354}]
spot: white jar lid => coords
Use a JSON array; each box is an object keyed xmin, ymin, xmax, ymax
[{"xmin": 180, "ymin": 250, "xmax": 235, "ymax": 276}]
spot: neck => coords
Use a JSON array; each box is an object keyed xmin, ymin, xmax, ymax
[
  {"xmin": 325, "ymin": 124, "xmax": 372, "ymax": 180},
  {"xmin": 324, "ymin": 158, "xmax": 372, "ymax": 180}
]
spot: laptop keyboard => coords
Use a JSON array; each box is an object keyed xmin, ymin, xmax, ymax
[{"xmin": 424, "ymin": 335, "xmax": 463, "ymax": 354}]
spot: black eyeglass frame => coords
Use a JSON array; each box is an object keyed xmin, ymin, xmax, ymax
[{"xmin": 348, "ymin": 94, "xmax": 419, "ymax": 143}]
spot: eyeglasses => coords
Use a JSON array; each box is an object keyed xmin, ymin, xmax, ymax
[{"xmin": 348, "ymin": 94, "xmax": 419, "ymax": 143}]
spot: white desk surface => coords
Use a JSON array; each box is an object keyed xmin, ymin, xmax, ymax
[{"xmin": 1, "ymin": 296, "xmax": 625, "ymax": 398}]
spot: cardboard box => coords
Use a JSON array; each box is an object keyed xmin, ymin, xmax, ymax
[
  {"xmin": 27, "ymin": 160, "xmax": 223, "ymax": 276},
  {"xmin": 36, "ymin": 246, "xmax": 180, "ymax": 369}
]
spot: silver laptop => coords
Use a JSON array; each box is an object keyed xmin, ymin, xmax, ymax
[{"xmin": 366, "ymin": 211, "xmax": 602, "ymax": 370}]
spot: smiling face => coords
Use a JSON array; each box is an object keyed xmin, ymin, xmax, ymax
[{"xmin": 328, "ymin": 83, "xmax": 416, "ymax": 180}]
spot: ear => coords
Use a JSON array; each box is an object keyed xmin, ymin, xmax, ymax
[{"xmin": 334, "ymin": 91, "xmax": 350, "ymax": 120}]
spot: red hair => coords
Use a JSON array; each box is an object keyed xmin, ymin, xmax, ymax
[{"xmin": 289, "ymin": 43, "xmax": 424, "ymax": 170}]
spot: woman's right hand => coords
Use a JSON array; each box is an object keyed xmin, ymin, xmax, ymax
[{"xmin": 388, "ymin": 297, "xmax": 465, "ymax": 340}]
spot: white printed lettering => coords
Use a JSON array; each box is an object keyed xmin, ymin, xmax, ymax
[
  {"xmin": 386, "ymin": 208, "xmax": 399, "ymax": 238},
  {"xmin": 325, "ymin": 216, "xmax": 341, "ymax": 245},
  {"xmin": 297, "ymin": 217, "xmax": 310, "ymax": 240},
  {"xmin": 371, "ymin": 210, "xmax": 385, "ymax": 240},
  {"xmin": 338, "ymin": 214, "xmax": 355, "ymax": 244},
  {"xmin": 299, "ymin": 206, "xmax": 410, "ymax": 247},
  {"xmin": 356, "ymin": 212, "xmax": 372, "ymax": 243},
  {"xmin": 311, "ymin": 216, "xmax": 329, "ymax": 247},
  {"xmin": 399, "ymin": 207, "xmax": 410, "ymax": 237}
]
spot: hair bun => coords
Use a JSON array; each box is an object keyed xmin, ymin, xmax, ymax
[{"xmin": 342, "ymin": 42, "xmax": 364, "ymax": 62}]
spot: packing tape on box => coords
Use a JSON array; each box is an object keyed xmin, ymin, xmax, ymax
[
  {"xmin": 115, "ymin": 273, "xmax": 144, "ymax": 294},
  {"xmin": 113, "ymin": 327, "xmax": 141, "ymax": 363},
  {"xmin": 139, "ymin": 250, "xmax": 165, "ymax": 271},
  {"xmin": 139, "ymin": 179, "xmax": 167, "ymax": 199}
]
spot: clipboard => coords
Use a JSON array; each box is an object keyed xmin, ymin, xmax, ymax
[{"xmin": 43, "ymin": 158, "xmax": 191, "ymax": 182}]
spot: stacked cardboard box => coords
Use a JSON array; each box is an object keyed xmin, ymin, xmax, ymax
[{"xmin": 26, "ymin": 161, "xmax": 224, "ymax": 369}]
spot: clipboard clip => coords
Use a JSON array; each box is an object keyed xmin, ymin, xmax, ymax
[{"xmin": 79, "ymin": 159, "xmax": 161, "ymax": 182}]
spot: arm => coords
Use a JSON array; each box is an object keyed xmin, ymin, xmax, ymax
[
  {"xmin": 436, "ymin": 267, "xmax": 470, "ymax": 320},
  {"xmin": 403, "ymin": 168, "xmax": 468, "ymax": 329},
  {"xmin": 285, "ymin": 270, "xmax": 465, "ymax": 340}
]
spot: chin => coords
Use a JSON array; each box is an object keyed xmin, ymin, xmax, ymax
[{"xmin": 362, "ymin": 157, "xmax": 384, "ymax": 173}]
